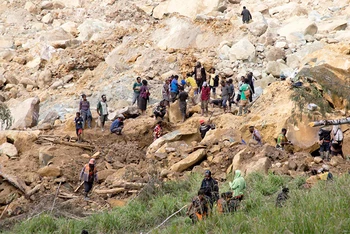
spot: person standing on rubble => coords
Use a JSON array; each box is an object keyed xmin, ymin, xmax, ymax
[{"xmin": 80, "ymin": 158, "xmax": 98, "ymax": 200}]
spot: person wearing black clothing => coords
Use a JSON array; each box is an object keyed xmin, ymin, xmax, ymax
[
  {"xmin": 247, "ymin": 72, "xmax": 255, "ymax": 102},
  {"xmin": 318, "ymin": 127, "xmax": 331, "ymax": 161},
  {"xmin": 153, "ymin": 101, "xmax": 167, "ymax": 119},
  {"xmin": 200, "ymin": 170, "xmax": 219, "ymax": 206},
  {"xmin": 199, "ymin": 119, "xmax": 215, "ymax": 139},
  {"xmin": 241, "ymin": 6, "xmax": 252, "ymax": 24}
]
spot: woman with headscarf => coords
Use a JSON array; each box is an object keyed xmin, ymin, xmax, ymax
[
  {"xmin": 331, "ymin": 125, "xmax": 344, "ymax": 158},
  {"xmin": 229, "ymin": 170, "xmax": 246, "ymax": 198},
  {"xmin": 139, "ymin": 80, "xmax": 150, "ymax": 114}
]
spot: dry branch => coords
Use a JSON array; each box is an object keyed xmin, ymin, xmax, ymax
[
  {"xmin": 111, "ymin": 181, "xmax": 147, "ymax": 190},
  {"xmin": 94, "ymin": 188, "xmax": 125, "ymax": 195}
]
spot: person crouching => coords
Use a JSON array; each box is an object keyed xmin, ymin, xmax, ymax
[{"xmin": 110, "ymin": 115, "xmax": 125, "ymax": 135}]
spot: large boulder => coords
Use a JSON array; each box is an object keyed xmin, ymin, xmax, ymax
[
  {"xmin": 277, "ymin": 17, "xmax": 318, "ymax": 43},
  {"xmin": 153, "ymin": 0, "xmax": 222, "ymax": 19},
  {"xmin": 9, "ymin": 97, "xmax": 40, "ymax": 129},
  {"xmin": 266, "ymin": 47, "xmax": 286, "ymax": 61},
  {"xmin": 37, "ymin": 70, "xmax": 52, "ymax": 88},
  {"xmin": 265, "ymin": 61, "xmax": 292, "ymax": 77},
  {"xmin": 317, "ymin": 19, "xmax": 348, "ymax": 33},
  {"xmin": 245, "ymin": 157, "xmax": 272, "ymax": 175},
  {"xmin": 147, "ymin": 128, "xmax": 198, "ymax": 158},
  {"xmin": 37, "ymin": 166, "xmax": 62, "ymax": 177},
  {"xmin": 168, "ymin": 101, "xmax": 183, "ymax": 123},
  {"xmin": 77, "ymin": 19, "xmax": 112, "ymax": 42},
  {"xmin": 169, "ymin": 149, "xmax": 206, "ymax": 172},
  {"xmin": 0, "ymin": 142, "xmax": 18, "ymax": 158},
  {"xmin": 247, "ymin": 12, "xmax": 268, "ymax": 37},
  {"xmin": 229, "ymin": 38, "xmax": 255, "ymax": 61}
]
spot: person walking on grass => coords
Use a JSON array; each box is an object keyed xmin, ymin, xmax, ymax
[
  {"xmin": 178, "ymin": 86, "xmax": 188, "ymax": 122},
  {"xmin": 132, "ymin": 77, "xmax": 142, "ymax": 106},
  {"xmin": 200, "ymin": 170, "xmax": 219, "ymax": 207},
  {"xmin": 241, "ymin": 6, "xmax": 252, "ymax": 24},
  {"xmin": 186, "ymin": 189, "xmax": 210, "ymax": 223},
  {"xmin": 80, "ymin": 158, "xmax": 97, "ymax": 200},
  {"xmin": 110, "ymin": 115, "xmax": 124, "ymax": 135},
  {"xmin": 75, "ymin": 112, "xmax": 84, "ymax": 143},
  {"xmin": 97, "ymin": 94, "xmax": 108, "ymax": 132},
  {"xmin": 139, "ymin": 80, "xmax": 150, "ymax": 114},
  {"xmin": 79, "ymin": 94, "xmax": 92, "ymax": 129},
  {"xmin": 201, "ymin": 82, "xmax": 210, "ymax": 116}
]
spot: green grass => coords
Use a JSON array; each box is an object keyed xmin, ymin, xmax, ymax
[{"xmin": 5, "ymin": 173, "xmax": 350, "ymax": 234}]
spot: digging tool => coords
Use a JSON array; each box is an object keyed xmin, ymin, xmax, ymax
[
  {"xmin": 74, "ymin": 181, "xmax": 84, "ymax": 193},
  {"xmin": 50, "ymin": 182, "xmax": 62, "ymax": 214}
]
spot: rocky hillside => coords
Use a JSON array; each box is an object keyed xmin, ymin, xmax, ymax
[{"xmin": 0, "ymin": 0, "xmax": 349, "ymax": 226}]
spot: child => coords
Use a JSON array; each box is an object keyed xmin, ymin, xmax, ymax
[
  {"xmin": 75, "ymin": 112, "xmax": 84, "ymax": 142},
  {"xmin": 153, "ymin": 121, "xmax": 163, "ymax": 141}
]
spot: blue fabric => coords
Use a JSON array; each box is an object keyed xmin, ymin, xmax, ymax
[
  {"xmin": 110, "ymin": 119, "xmax": 121, "ymax": 131},
  {"xmin": 170, "ymin": 79, "xmax": 178, "ymax": 93},
  {"xmin": 75, "ymin": 117, "xmax": 83, "ymax": 130}
]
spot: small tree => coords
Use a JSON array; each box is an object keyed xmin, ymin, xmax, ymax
[{"xmin": 0, "ymin": 103, "xmax": 12, "ymax": 130}]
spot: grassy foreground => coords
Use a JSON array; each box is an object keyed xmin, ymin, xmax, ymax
[{"xmin": 4, "ymin": 173, "xmax": 350, "ymax": 234}]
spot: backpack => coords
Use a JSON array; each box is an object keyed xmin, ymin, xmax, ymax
[{"xmin": 244, "ymin": 88, "xmax": 251, "ymax": 99}]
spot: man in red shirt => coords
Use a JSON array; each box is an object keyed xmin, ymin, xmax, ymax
[{"xmin": 201, "ymin": 82, "xmax": 211, "ymax": 116}]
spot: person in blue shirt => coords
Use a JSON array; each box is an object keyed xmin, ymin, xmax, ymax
[
  {"xmin": 75, "ymin": 112, "xmax": 84, "ymax": 142},
  {"xmin": 170, "ymin": 75, "xmax": 179, "ymax": 102},
  {"xmin": 110, "ymin": 115, "xmax": 125, "ymax": 135}
]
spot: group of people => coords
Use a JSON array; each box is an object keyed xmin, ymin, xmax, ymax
[
  {"xmin": 318, "ymin": 125, "xmax": 344, "ymax": 160},
  {"xmin": 187, "ymin": 170, "xmax": 246, "ymax": 223},
  {"xmin": 74, "ymin": 94, "xmax": 126, "ymax": 142}
]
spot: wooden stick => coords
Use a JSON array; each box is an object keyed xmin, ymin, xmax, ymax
[
  {"xmin": 0, "ymin": 204, "xmax": 9, "ymax": 220},
  {"xmin": 111, "ymin": 181, "xmax": 147, "ymax": 189},
  {"xmin": 146, "ymin": 205, "xmax": 188, "ymax": 234},
  {"xmin": 50, "ymin": 182, "xmax": 62, "ymax": 214},
  {"xmin": 94, "ymin": 188, "xmax": 125, "ymax": 195},
  {"xmin": 74, "ymin": 181, "xmax": 84, "ymax": 193}
]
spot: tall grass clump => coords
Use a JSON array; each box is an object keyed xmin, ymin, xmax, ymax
[{"xmin": 7, "ymin": 173, "xmax": 350, "ymax": 234}]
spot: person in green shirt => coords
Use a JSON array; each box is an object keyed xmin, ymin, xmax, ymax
[
  {"xmin": 229, "ymin": 170, "xmax": 246, "ymax": 198},
  {"xmin": 238, "ymin": 78, "xmax": 250, "ymax": 115},
  {"xmin": 276, "ymin": 128, "xmax": 292, "ymax": 150},
  {"xmin": 132, "ymin": 77, "xmax": 142, "ymax": 106}
]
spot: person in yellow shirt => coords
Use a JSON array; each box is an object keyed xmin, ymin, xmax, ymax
[
  {"xmin": 186, "ymin": 73, "xmax": 198, "ymax": 104},
  {"xmin": 208, "ymin": 68, "xmax": 219, "ymax": 98}
]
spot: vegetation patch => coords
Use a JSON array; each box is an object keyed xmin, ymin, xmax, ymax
[{"xmin": 5, "ymin": 173, "xmax": 350, "ymax": 234}]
